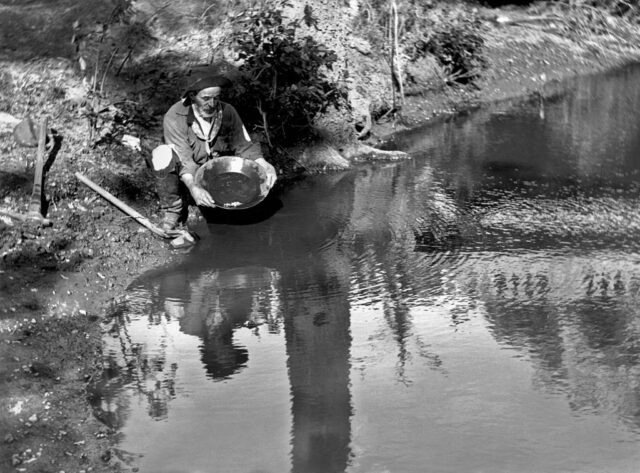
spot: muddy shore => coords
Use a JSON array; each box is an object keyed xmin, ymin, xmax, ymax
[{"xmin": 2, "ymin": 6, "xmax": 640, "ymax": 473}]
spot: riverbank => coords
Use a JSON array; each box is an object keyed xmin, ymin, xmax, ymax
[
  {"xmin": 370, "ymin": 8, "xmax": 640, "ymax": 139},
  {"xmin": 2, "ymin": 3, "xmax": 640, "ymax": 473}
]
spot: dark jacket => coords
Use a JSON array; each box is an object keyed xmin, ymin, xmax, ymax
[{"xmin": 163, "ymin": 100, "xmax": 262, "ymax": 177}]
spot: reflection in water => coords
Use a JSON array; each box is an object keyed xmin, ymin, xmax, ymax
[
  {"xmin": 91, "ymin": 64, "xmax": 640, "ymax": 472},
  {"xmin": 282, "ymin": 261, "xmax": 352, "ymax": 473}
]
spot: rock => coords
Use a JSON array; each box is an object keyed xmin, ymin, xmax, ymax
[
  {"xmin": 0, "ymin": 112, "xmax": 21, "ymax": 133},
  {"xmin": 31, "ymin": 361, "xmax": 56, "ymax": 378},
  {"xmin": 349, "ymin": 36, "xmax": 372, "ymax": 55},
  {"xmin": 341, "ymin": 142, "xmax": 408, "ymax": 162},
  {"xmin": 100, "ymin": 449, "xmax": 112, "ymax": 462},
  {"xmin": 12, "ymin": 117, "xmax": 39, "ymax": 146},
  {"xmin": 9, "ymin": 400, "xmax": 24, "ymax": 415},
  {"xmin": 122, "ymin": 134, "xmax": 141, "ymax": 151},
  {"xmin": 4, "ymin": 433, "xmax": 15, "ymax": 443},
  {"xmin": 297, "ymin": 140, "xmax": 350, "ymax": 171},
  {"xmin": 65, "ymin": 82, "xmax": 90, "ymax": 105}
]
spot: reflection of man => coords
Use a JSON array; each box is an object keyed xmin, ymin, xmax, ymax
[
  {"xmin": 151, "ymin": 65, "xmax": 277, "ymax": 232},
  {"xmin": 162, "ymin": 267, "xmax": 277, "ymax": 378},
  {"xmin": 199, "ymin": 287, "xmax": 253, "ymax": 379}
]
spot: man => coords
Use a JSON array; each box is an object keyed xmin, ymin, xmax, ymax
[{"xmin": 151, "ymin": 65, "xmax": 277, "ymax": 232}]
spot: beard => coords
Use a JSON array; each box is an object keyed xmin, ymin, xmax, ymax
[{"xmin": 195, "ymin": 102, "xmax": 218, "ymax": 118}]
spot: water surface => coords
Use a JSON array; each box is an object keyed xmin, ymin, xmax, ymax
[{"xmin": 92, "ymin": 64, "xmax": 640, "ymax": 473}]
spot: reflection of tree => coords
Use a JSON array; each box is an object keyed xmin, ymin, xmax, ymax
[
  {"xmin": 383, "ymin": 300, "xmax": 412, "ymax": 384},
  {"xmin": 483, "ymin": 299, "xmax": 565, "ymax": 376},
  {"xmin": 386, "ymin": 89, "xmax": 640, "ymax": 432},
  {"xmin": 562, "ymin": 298, "xmax": 640, "ymax": 417},
  {"xmin": 88, "ymin": 295, "xmax": 178, "ymax": 428},
  {"xmin": 383, "ymin": 70, "xmax": 640, "ymax": 436},
  {"xmin": 346, "ymin": 161, "xmax": 460, "ymax": 379},
  {"xmin": 549, "ymin": 66, "xmax": 640, "ymax": 176},
  {"xmin": 477, "ymin": 256, "xmax": 640, "ymax": 430},
  {"xmin": 281, "ymin": 259, "xmax": 353, "ymax": 473},
  {"xmin": 393, "ymin": 65, "xmax": 640, "ymax": 216}
]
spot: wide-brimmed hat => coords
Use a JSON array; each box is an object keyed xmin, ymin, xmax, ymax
[{"xmin": 182, "ymin": 64, "xmax": 233, "ymax": 99}]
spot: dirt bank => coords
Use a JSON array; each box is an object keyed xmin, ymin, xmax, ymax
[
  {"xmin": 370, "ymin": 8, "xmax": 640, "ymax": 139},
  {"xmin": 2, "ymin": 3, "xmax": 640, "ymax": 473}
]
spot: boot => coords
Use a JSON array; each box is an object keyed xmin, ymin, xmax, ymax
[{"xmin": 151, "ymin": 145, "xmax": 188, "ymax": 230}]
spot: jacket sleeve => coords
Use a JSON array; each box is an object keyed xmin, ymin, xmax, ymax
[
  {"xmin": 224, "ymin": 104, "xmax": 263, "ymax": 161},
  {"xmin": 163, "ymin": 107, "xmax": 199, "ymax": 177}
]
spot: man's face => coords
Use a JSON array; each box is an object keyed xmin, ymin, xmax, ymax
[{"xmin": 192, "ymin": 86, "xmax": 222, "ymax": 117}]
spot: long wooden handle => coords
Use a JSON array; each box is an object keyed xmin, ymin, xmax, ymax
[
  {"xmin": 28, "ymin": 118, "xmax": 48, "ymax": 215},
  {"xmin": 75, "ymin": 172, "xmax": 169, "ymax": 238}
]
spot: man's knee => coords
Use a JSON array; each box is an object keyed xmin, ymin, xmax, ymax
[{"xmin": 151, "ymin": 144, "xmax": 178, "ymax": 174}]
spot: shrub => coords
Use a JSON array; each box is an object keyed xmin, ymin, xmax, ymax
[
  {"xmin": 422, "ymin": 12, "xmax": 486, "ymax": 84},
  {"xmin": 354, "ymin": 2, "xmax": 488, "ymax": 86},
  {"xmin": 226, "ymin": 0, "xmax": 348, "ymax": 147}
]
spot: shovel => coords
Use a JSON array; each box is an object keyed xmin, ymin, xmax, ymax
[
  {"xmin": 1, "ymin": 118, "xmax": 54, "ymax": 227},
  {"xmin": 75, "ymin": 172, "xmax": 198, "ymax": 248}
]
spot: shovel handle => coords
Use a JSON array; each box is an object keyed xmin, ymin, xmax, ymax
[
  {"xmin": 75, "ymin": 172, "xmax": 170, "ymax": 238},
  {"xmin": 28, "ymin": 118, "xmax": 48, "ymax": 215}
]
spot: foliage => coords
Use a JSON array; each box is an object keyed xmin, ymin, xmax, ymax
[
  {"xmin": 355, "ymin": 1, "xmax": 487, "ymax": 85},
  {"xmin": 482, "ymin": 0, "xmax": 535, "ymax": 6},
  {"xmin": 527, "ymin": 0, "xmax": 640, "ymax": 44},
  {"xmin": 580, "ymin": 0, "xmax": 640, "ymax": 19},
  {"xmin": 0, "ymin": 62, "xmax": 68, "ymax": 117},
  {"xmin": 72, "ymin": 0, "xmax": 156, "ymax": 145},
  {"xmin": 421, "ymin": 11, "xmax": 486, "ymax": 84},
  {"xmin": 225, "ymin": 0, "xmax": 348, "ymax": 147}
]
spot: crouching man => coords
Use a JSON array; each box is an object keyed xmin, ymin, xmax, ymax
[{"xmin": 151, "ymin": 64, "xmax": 277, "ymax": 232}]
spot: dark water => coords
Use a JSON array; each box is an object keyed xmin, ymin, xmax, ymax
[{"xmin": 92, "ymin": 65, "xmax": 640, "ymax": 473}]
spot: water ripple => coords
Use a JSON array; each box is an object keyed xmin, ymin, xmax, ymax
[{"xmin": 477, "ymin": 195, "xmax": 640, "ymax": 250}]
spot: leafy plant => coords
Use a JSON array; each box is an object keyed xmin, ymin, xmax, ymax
[
  {"xmin": 226, "ymin": 1, "xmax": 348, "ymax": 147},
  {"xmin": 355, "ymin": 2, "xmax": 487, "ymax": 86},
  {"xmin": 422, "ymin": 12, "xmax": 486, "ymax": 84},
  {"xmin": 72, "ymin": 0, "xmax": 155, "ymax": 145}
]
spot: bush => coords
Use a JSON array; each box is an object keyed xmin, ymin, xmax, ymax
[
  {"xmin": 354, "ymin": 2, "xmax": 487, "ymax": 86},
  {"xmin": 226, "ymin": 1, "xmax": 348, "ymax": 147},
  {"xmin": 422, "ymin": 12, "xmax": 486, "ymax": 84}
]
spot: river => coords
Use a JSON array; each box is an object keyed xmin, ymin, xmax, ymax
[{"xmin": 90, "ymin": 64, "xmax": 640, "ymax": 473}]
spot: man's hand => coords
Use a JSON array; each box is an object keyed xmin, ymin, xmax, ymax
[
  {"xmin": 255, "ymin": 158, "xmax": 277, "ymax": 191},
  {"xmin": 182, "ymin": 173, "xmax": 216, "ymax": 207},
  {"xmin": 190, "ymin": 185, "xmax": 216, "ymax": 207}
]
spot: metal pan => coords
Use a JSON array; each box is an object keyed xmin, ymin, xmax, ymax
[{"xmin": 194, "ymin": 156, "xmax": 269, "ymax": 210}]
